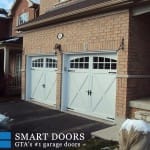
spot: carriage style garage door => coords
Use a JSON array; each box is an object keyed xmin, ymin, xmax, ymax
[
  {"xmin": 29, "ymin": 56, "xmax": 57, "ymax": 106},
  {"xmin": 63, "ymin": 53, "xmax": 117, "ymax": 121}
]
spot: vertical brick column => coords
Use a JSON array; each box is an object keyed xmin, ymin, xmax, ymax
[{"xmin": 56, "ymin": 49, "xmax": 63, "ymax": 110}]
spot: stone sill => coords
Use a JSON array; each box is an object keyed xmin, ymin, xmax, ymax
[
  {"xmin": 129, "ymin": 98, "xmax": 150, "ymax": 111},
  {"xmin": 135, "ymin": 111, "xmax": 150, "ymax": 122}
]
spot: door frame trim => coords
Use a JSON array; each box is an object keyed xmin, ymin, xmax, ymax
[{"xmin": 62, "ymin": 50, "xmax": 117, "ymax": 55}]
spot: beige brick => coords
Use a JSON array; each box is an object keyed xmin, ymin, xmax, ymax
[{"xmin": 22, "ymin": 10, "xmax": 130, "ymax": 118}]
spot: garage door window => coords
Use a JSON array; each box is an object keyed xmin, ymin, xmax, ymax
[
  {"xmin": 31, "ymin": 57, "xmax": 57, "ymax": 69},
  {"xmin": 93, "ymin": 57, "xmax": 117, "ymax": 70},
  {"xmin": 70, "ymin": 57, "xmax": 89, "ymax": 69},
  {"xmin": 46, "ymin": 58, "xmax": 57, "ymax": 68},
  {"xmin": 32, "ymin": 58, "xmax": 44, "ymax": 68}
]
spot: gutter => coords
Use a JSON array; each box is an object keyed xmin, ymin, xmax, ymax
[{"xmin": 17, "ymin": 0, "xmax": 133, "ymax": 31}]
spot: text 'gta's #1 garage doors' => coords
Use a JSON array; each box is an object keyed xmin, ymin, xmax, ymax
[
  {"xmin": 62, "ymin": 53, "xmax": 117, "ymax": 121},
  {"xmin": 26, "ymin": 56, "xmax": 57, "ymax": 106}
]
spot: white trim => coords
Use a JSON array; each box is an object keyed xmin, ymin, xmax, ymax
[
  {"xmin": 61, "ymin": 54, "xmax": 67, "ymax": 111},
  {"xmin": 62, "ymin": 50, "xmax": 118, "ymax": 55},
  {"xmin": 26, "ymin": 53, "xmax": 56, "ymax": 57},
  {"xmin": 4, "ymin": 48, "xmax": 9, "ymax": 74},
  {"xmin": 0, "ymin": 47, "xmax": 5, "ymax": 49},
  {"xmin": 117, "ymin": 74, "xmax": 150, "ymax": 79},
  {"xmin": 25, "ymin": 56, "xmax": 31, "ymax": 100}
]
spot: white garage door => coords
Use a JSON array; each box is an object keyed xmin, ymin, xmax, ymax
[
  {"xmin": 30, "ymin": 56, "xmax": 57, "ymax": 106},
  {"xmin": 63, "ymin": 53, "xmax": 117, "ymax": 121}
]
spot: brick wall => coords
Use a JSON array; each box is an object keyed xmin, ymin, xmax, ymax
[
  {"xmin": 40, "ymin": 0, "xmax": 79, "ymax": 15},
  {"xmin": 40, "ymin": 0, "xmax": 58, "ymax": 15},
  {"xmin": 127, "ymin": 13, "xmax": 150, "ymax": 105},
  {"xmin": 0, "ymin": 19, "xmax": 10, "ymax": 40},
  {"xmin": 129, "ymin": 14, "xmax": 150, "ymax": 75},
  {"xmin": 22, "ymin": 10, "xmax": 130, "ymax": 118},
  {"xmin": 11, "ymin": 0, "xmax": 35, "ymax": 36}
]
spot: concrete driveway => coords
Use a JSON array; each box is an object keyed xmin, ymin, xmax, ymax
[{"xmin": 0, "ymin": 98, "xmax": 110, "ymax": 141}]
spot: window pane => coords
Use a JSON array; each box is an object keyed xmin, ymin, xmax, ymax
[
  {"xmin": 46, "ymin": 58, "xmax": 57, "ymax": 68},
  {"xmin": 99, "ymin": 57, "xmax": 104, "ymax": 62},
  {"xmin": 41, "ymin": 59, "xmax": 43, "ymax": 62},
  {"xmin": 75, "ymin": 63, "xmax": 78, "ymax": 68},
  {"xmin": 46, "ymin": 58, "xmax": 51, "ymax": 62},
  {"xmin": 80, "ymin": 57, "xmax": 84, "ymax": 62},
  {"xmin": 93, "ymin": 57, "xmax": 98, "ymax": 62},
  {"xmin": 79, "ymin": 63, "xmax": 84, "ymax": 69},
  {"xmin": 85, "ymin": 57, "xmax": 89, "ymax": 62},
  {"xmin": 70, "ymin": 57, "xmax": 89, "ymax": 69},
  {"xmin": 75, "ymin": 58, "xmax": 79, "ymax": 62},
  {"xmin": 111, "ymin": 63, "xmax": 116, "ymax": 69},
  {"xmin": 99, "ymin": 63, "xmax": 104, "ymax": 69},
  {"xmin": 93, "ymin": 63, "xmax": 98, "ymax": 69},
  {"xmin": 18, "ymin": 12, "xmax": 29, "ymax": 25},
  {"xmin": 105, "ymin": 63, "xmax": 110, "ymax": 69},
  {"xmin": 111, "ymin": 59, "xmax": 116, "ymax": 62},
  {"xmin": 70, "ymin": 63, "xmax": 74, "ymax": 68},
  {"xmin": 105, "ymin": 58, "xmax": 110, "ymax": 62},
  {"xmin": 85, "ymin": 63, "xmax": 89, "ymax": 69}
]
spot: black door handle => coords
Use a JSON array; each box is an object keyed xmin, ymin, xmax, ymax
[
  {"xmin": 87, "ymin": 90, "xmax": 92, "ymax": 96},
  {"xmin": 42, "ymin": 84, "xmax": 46, "ymax": 88},
  {"xmin": 89, "ymin": 90, "xmax": 92, "ymax": 96}
]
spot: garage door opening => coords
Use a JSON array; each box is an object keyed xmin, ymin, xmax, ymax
[{"xmin": 62, "ymin": 52, "xmax": 117, "ymax": 121}]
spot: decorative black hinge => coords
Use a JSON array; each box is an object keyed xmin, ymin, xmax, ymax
[
  {"xmin": 107, "ymin": 117, "xmax": 115, "ymax": 120},
  {"xmin": 67, "ymin": 107, "xmax": 74, "ymax": 110}
]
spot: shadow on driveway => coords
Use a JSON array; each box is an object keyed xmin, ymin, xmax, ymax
[{"xmin": 0, "ymin": 99, "xmax": 111, "ymax": 149}]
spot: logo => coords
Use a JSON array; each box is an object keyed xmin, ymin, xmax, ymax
[{"xmin": 0, "ymin": 132, "xmax": 11, "ymax": 149}]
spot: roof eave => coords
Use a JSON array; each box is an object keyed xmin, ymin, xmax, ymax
[{"xmin": 17, "ymin": 0, "xmax": 133, "ymax": 31}]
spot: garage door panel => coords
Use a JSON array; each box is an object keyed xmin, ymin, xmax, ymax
[
  {"xmin": 29, "ymin": 56, "xmax": 57, "ymax": 106},
  {"xmin": 67, "ymin": 72, "xmax": 90, "ymax": 113},
  {"xmin": 31, "ymin": 70, "xmax": 45, "ymax": 101},
  {"xmin": 44, "ymin": 71, "xmax": 56, "ymax": 105},
  {"xmin": 63, "ymin": 53, "xmax": 117, "ymax": 121},
  {"xmin": 91, "ymin": 73, "xmax": 116, "ymax": 119}
]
